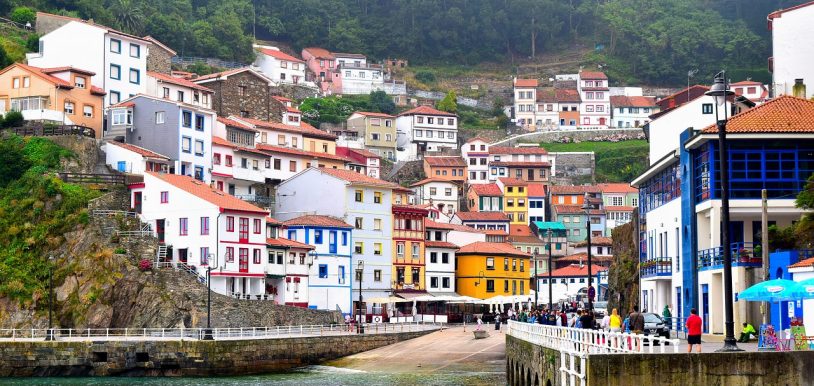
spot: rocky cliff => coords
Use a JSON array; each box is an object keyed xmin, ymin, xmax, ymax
[{"xmin": 606, "ymin": 214, "xmax": 639, "ymax": 315}]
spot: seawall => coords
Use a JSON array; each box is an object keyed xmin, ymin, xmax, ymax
[{"xmin": 0, "ymin": 329, "xmax": 435, "ymax": 376}]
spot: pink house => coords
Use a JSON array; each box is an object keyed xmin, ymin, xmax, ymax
[{"xmin": 301, "ymin": 47, "xmax": 337, "ymax": 93}]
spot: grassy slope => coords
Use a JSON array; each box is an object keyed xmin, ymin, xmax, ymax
[
  {"xmin": 0, "ymin": 24, "xmax": 36, "ymax": 63},
  {"xmin": 540, "ymin": 140, "xmax": 649, "ymax": 183}
]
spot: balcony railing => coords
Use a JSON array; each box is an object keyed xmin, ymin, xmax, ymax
[
  {"xmin": 640, "ymin": 257, "xmax": 672, "ymax": 278},
  {"xmin": 698, "ymin": 242, "xmax": 763, "ymax": 271},
  {"xmin": 234, "ymin": 194, "xmax": 275, "ymax": 207}
]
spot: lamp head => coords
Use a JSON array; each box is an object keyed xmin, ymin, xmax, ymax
[
  {"xmin": 357, "ymin": 260, "xmax": 364, "ymax": 270},
  {"xmin": 704, "ymin": 72, "xmax": 733, "ymax": 106}
]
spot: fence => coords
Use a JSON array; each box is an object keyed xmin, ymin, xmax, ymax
[
  {"xmin": 507, "ymin": 320, "xmax": 680, "ymax": 355},
  {"xmin": 59, "ymin": 173, "xmax": 125, "ymax": 185},
  {"xmin": 0, "ymin": 322, "xmax": 441, "ymax": 342},
  {"xmin": 171, "ymin": 56, "xmax": 246, "ymax": 70},
  {"xmin": 7, "ymin": 124, "xmax": 96, "ymax": 138}
]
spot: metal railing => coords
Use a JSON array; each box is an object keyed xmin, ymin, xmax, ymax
[
  {"xmin": 507, "ymin": 320, "xmax": 680, "ymax": 355},
  {"xmin": 0, "ymin": 322, "xmax": 441, "ymax": 342},
  {"xmin": 7, "ymin": 124, "xmax": 96, "ymax": 138},
  {"xmin": 92, "ymin": 210, "xmax": 139, "ymax": 218},
  {"xmin": 640, "ymin": 257, "xmax": 673, "ymax": 278},
  {"xmin": 59, "ymin": 173, "xmax": 125, "ymax": 185},
  {"xmin": 698, "ymin": 242, "xmax": 763, "ymax": 270}
]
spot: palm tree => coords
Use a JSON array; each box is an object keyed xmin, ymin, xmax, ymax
[{"xmin": 110, "ymin": 0, "xmax": 145, "ymax": 35}]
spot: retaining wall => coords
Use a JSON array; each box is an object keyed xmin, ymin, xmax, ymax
[
  {"xmin": 506, "ymin": 335, "xmax": 562, "ymax": 386},
  {"xmin": 0, "ymin": 329, "xmax": 435, "ymax": 377}
]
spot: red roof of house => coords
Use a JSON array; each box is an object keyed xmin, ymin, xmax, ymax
[
  {"xmin": 731, "ymin": 80, "xmax": 764, "ymax": 86},
  {"xmin": 303, "ymin": 47, "xmax": 335, "ymax": 59},
  {"xmin": 498, "ymin": 177, "xmax": 528, "ymax": 186},
  {"xmin": 597, "ymin": 183, "xmax": 638, "ymax": 194},
  {"xmin": 40, "ymin": 66, "xmax": 96, "ymax": 76},
  {"xmin": 579, "ymin": 71, "xmax": 608, "ymax": 80},
  {"xmin": 768, "ymin": 0, "xmax": 814, "ymax": 19},
  {"xmin": 790, "ymin": 256, "xmax": 814, "ymax": 269},
  {"xmin": 256, "ymin": 144, "xmax": 349, "ymax": 162},
  {"xmin": 108, "ymin": 141, "xmax": 169, "ymax": 160},
  {"xmin": 3, "ymin": 63, "xmax": 73, "ymax": 88},
  {"xmin": 556, "ymin": 89, "xmax": 581, "ymax": 103},
  {"xmin": 90, "ymin": 86, "xmax": 106, "ymax": 95},
  {"xmin": 353, "ymin": 111, "xmax": 395, "ymax": 118},
  {"xmin": 272, "ymin": 96, "xmax": 292, "ymax": 103},
  {"xmin": 575, "ymin": 236, "xmax": 613, "ymax": 247},
  {"xmin": 605, "ymin": 206, "xmax": 634, "ymax": 212},
  {"xmin": 424, "ymin": 240, "xmax": 459, "ymax": 249},
  {"xmin": 457, "ymin": 241, "xmax": 531, "ymax": 257},
  {"xmin": 425, "ymin": 219, "xmax": 455, "ymax": 230},
  {"xmin": 508, "ymin": 225, "xmax": 544, "ymax": 245},
  {"xmin": 146, "ymin": 172, "xmax": 267, "ymax": 214},
  {"xmin": 211, "ymin": 136, "xmax": 269, "ymax": 157},
  {"xmin": 490, "ymin": 161, "xmax": 551, "ymax": 168},
  {"xmin": 488, "ymin": 146, "xmax": 548, "ymax": 155},
  {"xmin": 654, "ymin": 85, "xmax": 710, "ymax": 114},
  {"xmin": 193, "ymin": 68, "xmax": 272, "ymax": 83},
  {"xmin": 455, "ymin": 211, "xmax": 509, "ymax": 222},
  {"xmin": 110, "ymin": 101, "xmax": 135, "ymax": 108},
  {"xmin": 424, "ymin": 156, "xmax": 467, "ymax": 167},
  {"xmin": 466, "ymin": 136, "xmax": 489, "ymax": 143},
  {"xmin": 410, "ymin": 177, "xmax": 457, "ymax": 187},
  {"xmin": 266, "ymin": 237, "xmax": 314, "ymax": 249},
  {"xmin": 217, "ymin": 116, "xmax": 258, "ymax": 132},
  {"xmin": 282, "ymin": 215, "xmax": 352, "ymax": 228},
  {"xmin": 700, "ymin": 96, "xmax": 814, "ymax": 134},
  {"xmin": 335, "ymin": 147, "xmax": 380, "ymax": 162},
  {"xmin": 266, "ymin": 216, "xmax": 282, "ymax": 225},
  {"xmin": 515, "ymin": 79, "xmax": 539, "ymax": 88},
  {"xmin": 553, "ymin": 205, "xmax": 586, "ymax": 215},
  {"xmin": 527, "ymin": 184, "xmax": 546, "ymax": 197},
  {"xmin": 148, "ymin": 71, "xmax": 213, "ymax": 92},
  {"xmin": 470, "ymin": 183, "xmax": 503, "ymax": 196},
  {"xmin": 550, "ymin": 185, "xmax": 600, "ymax": 194},
  {"xmin": 549, "ymin": 263, "xmax": 608, "ymax": 277},
  {"xmin": 260, "ymin": 48, "xmax": 305, "ymax": 63},
  {"xmin": 609, "ymin": 96, "xmax": 657, "ymax": 108},
  {"xmin": 398, "ymin": 105, "xmax": 457, "ymax": 117},
  {"xmin": 240, "ymin": 117, "xmax": 337, "ymax": 140},
  {"xmin": 319, "ymin": 167, "xmax": 407, "ymax": 190}
]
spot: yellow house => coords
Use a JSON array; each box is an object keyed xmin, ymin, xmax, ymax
[
  {"xmin": 497, "ymin": 178, "xmax": 529, "ymax": 225},
  {"xmin": 456, "ymin": 241, "xmax": 531, "ymax": 299},
  {"xmin": 391, "ymin": 189, "xmax": 428, "ymax": 292},
  {"xmin": 0, "ymin": 63, "xmax": 105, "ymax": 136}
]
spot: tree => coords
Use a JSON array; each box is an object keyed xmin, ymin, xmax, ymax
[
  {"xmin": 368, "ymin": 91, "xmax": 395, "ymax": 114},
  {"xmin": 437, "ymin": 91, "xmax": 458, "ymax": 114},
  {"xmin": 1, "ymin": 111, "xmax": 23, "ymax": 129},
  {"xmin": 0, "ymin": 45, "xmax": 11, "ymax": 68},
  {"xmin": 10, "ymin": 6, "xmax": 35, "ymax": 25},
  {"xmin": 0, "ymin": 136, "xmax": 30, "ymax": 188},
  {"xmin": 110, "ymin": 0, "xmax": 145, "ymax": 35}
]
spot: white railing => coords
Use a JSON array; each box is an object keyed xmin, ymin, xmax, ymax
[
  {"xmin": 0, "ymin": 322, "xmax": 442, "ymax": 342},
  {"xmin": 92, "ymin": 210, "xmax": 139, "ymax": 218},
  {"xmin": 507, "ymin": 321, "xmax": 680, "ymax": 355}
]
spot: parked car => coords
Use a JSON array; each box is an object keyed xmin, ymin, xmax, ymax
[
  {"xmin": 643, "ymin": 313, "xmax": 671, "ymax": 342},
  {"xmin": 593, "ymin": 301, "xmax": 608, "ymax": 317}
]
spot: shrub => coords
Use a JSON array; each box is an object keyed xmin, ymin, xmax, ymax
[
  {"xmin": 1, "ymin": 111, "xmax": 23, "ymax": 128},
  {"xmin": 138, "ymin": 259, "xmax": 153, "ymax": 271},
  {"xmin": 415, "ymin": 71, "xmax": 435, "ymax": 84},
  {"xmin": 114, "ymin": 247, "xmax": 126, "ymax": 255},
  {"xmin": 10, "ymin": 6, "xmax": 36, "ymax": 25}
]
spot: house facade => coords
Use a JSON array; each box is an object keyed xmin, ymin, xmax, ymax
[
  {"xmin": 395, "ymin": 106, "xmax": 458, "ymax": 161},
  {"xmin": 423, "ymin": 156, "xmax": 467, "ymax": 184},
  {"xmin": 392, "ymin": 199, "xmax": 428, "ymax": 293},
  {"xmin": 466, "ymin": 183, "xmax": 503, "ymax": 212},
  {"xmin": 192, "ymin": 68, "xmax": 275, "ymax": 121},
  {"xmin": 301, "ymin": 47, "xmax": 335, "ymax": 93},
  {"xmin": 410, "ymin": 178, "xmax": 460, "ymax": 215},
  {"xmin": 536, "ymin": 264, "xmax": 608, "ymax": 305},
  {"xmin": 768, "ymin": 2, "xmax": 814, "ymax": 99},
  {"xmin": 609, "ymin": 96, "xmax": 658, "ymax": 128},
  {"xmin": 253, "ymin": 46, "xmax": 307, "ymax": 85},
  {"xmin": 461, "ymin": 137, "xmax": 490, "ymax": 184},
  {"xmin": 456, "ymin": 242, "xmax": 531, "ymax": 299},
  {"xmin": 513, "ymin": 78, "xmax": 538, "ymax": 130},
  {"xmin": 146, "ymin": 71, "xmax": 213, "ymax": 109},
  {"xmin": 597, "ymin": 183, "xmax": 638, "ymax": 232},
  {"xmin": 487, "ymin": 146, "xmax": 554, "ymax": 184},
  {"xmin": 497, "ymin": 178, "xmax": 529, "ymax": 225},
  {"xmin": 103, "ymin": 141, "xmax": 170, "ymax": 175},
  {"xmin": 451, "ymin": 211, "xmax": 510, "ymax": 233},
  {"xmin": 577, "ymin": 71, "xmax": 610, "ymax": 128},
  {"xmin": 345, "ymin": 112, "xmax": 397, "ymax": 160},
  {"xmin": 424, "ymin": 221, "xmax": 459, "ymax": 294}
]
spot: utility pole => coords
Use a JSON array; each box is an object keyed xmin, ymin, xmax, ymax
[
  {"xmin": 547, "ymin": 228, "xmax": 553, "ymax": 311},
  {"xmin": 762, "ymin": 189, "xmax": 769, "ymax": 326}
]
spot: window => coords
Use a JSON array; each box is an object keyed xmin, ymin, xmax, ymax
[
  {"xmin": 155, "ymin": 111, "xmax": 165, "ymax": 124},
  {"xmin": 386, "ymin": 133, "xmax": 392, "ymax": 141},
  {"xmin": 702, "ymin": 103, "xmax": 713, "ymax": 114},
  {"xmin": 129, "ymin": 43, "xmax": 140, "ymax": 58},
  {"xmin": 160, "ymin": 191, "xmax": 168, "ymax": 203},
  {"xmin": 372, "ymin": 242, "xmax": 382, "ymax": 256},
  {"xmin": 374, "ymin": 191, "xmax": 382, "ymax": 203},
  {"xmin": 226, "ymin": 216, "xmax": 234, "ymax": 232},
  {"xmin": 430, "ymin": 277, "xmax": 438, "ymax": 288},
  {"xmin": 201, "ymin": 217, "xmax": 209, "ymax": 235},
  {"xmin": 195, "ymin": 115, "xmax": 205, "ymax": 131},
  {"xmin": 319, "ymin": 264, "xmax": 328, "ymax": 278},
  {"xmin": 181, "ymin": 137, "xmax": 192, "ymax": 153},
  {"xmin": 504, "ymin": 258, "xmax": 509, "ymax": 271},
  {"xmin": 411, "ymin": 243, "xmax": 419, "ymax": 258},
  {"xmin": 110, "ymin": 39, "xmax": 121, "ymax": 53},
  {"xmin": 194, "ymin": 140, "xmax": 204, "ymax": 156},
  {"xmin": 586, "ymin": 105, "xmax": 594, "ymax": 112},
  {"xmin": 253, "ymin": 218, "xmax": 261, "ymax": 234},
  {"xmin": 338, "ymin": 265, "xmax": 346, "ymax": 284},
  {"xmin": 430, "ymin": 252, "xmax": 438, "ymax": 263},
  {"xmin": 200, "ymin": 247, "xmax": 209, "ymax": 265},
  {"xmin": 397, "ymin": 242, "xmax": 405, "ymax": 257},
  {"xmin": 110, "ymin": 64, "xmax": 121, "ymax": 80},
  {"xmin": 253, "ymin": 249, "xmax": 261, "ymax": 264},
  {"xmin": 597, "ymin": 105, "xmax": 604, "ymax": 112},
  {"xmin": 445, "ymin": 188, "xmax": 452, "ymax": 196},
  {"xmin": 354, "ymin": 242, "xmax": 363, "ymax": 254},
  {"xmin": 374, "ymin": 269, "xmax": 382, "ymax": 282},
  {"xmin": 129, "ymin": 68, "xmax": 140, "ymax": 84},
  {"xmin": 238, "ymin": 86, "xmax": 246, "ymax": 96},
  {"xmin": 504, "ymin": 280, "xmax": 509, "ymax": 293},
  {"xmin": 415, "ymin": 130, "xmax": 423, "ymax": 137},
  {"xmin": 486, "ymin": 279, "xmax": 495, "ymax": 293},
  {"xmin": 429, "ymin": 187, "xmax": 437, "ymax": 195},
  {"xmin": 486, "ymin": 257, "xmax": 495, "ymax": 270},
  {"xmin": 273, "ymin": 159, "xmax": 281, "ymax": 170},
  {"xmin": 63, "ymin": 102, "xmax": 74, "ymax": 115},
  {"xmin": 81, "ymin": 105, "xmax": 93, "ymax": 118},
  {"xmin": 374, "ymin": 218, "xmax": 382, "ymax": 231},
  {"xmin": 355, "ymin": 217, "xmax": 363, "ymax": 229},
  {"xmin": 181, "ymin": 111, "xmax": 192, "ymax": 128},
  {"xmin": 428, "ymin": 117, "xmax": 434, "ymax": 124},
  {"xmin": 426, "ymin": 131, "xmax": 433, "ymax": 138},
  {"xmin": 289, "ymin": 160, "xmax": 297, "ymax": 172},
  {"xmin": 225, "ymin": 155, "xmax": 233, "ymax": 167},
  {"xmin": 179, "ymin": 218, "xmax": 188, "ymax": 235},
  {"xmin": 355, "ymin": 190, "xmax": 364, "ymax": 202}
]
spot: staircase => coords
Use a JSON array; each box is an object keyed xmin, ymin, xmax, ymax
[{"xmin": 156, "ymin": 245, "xmax": 168, "ymax": 263}]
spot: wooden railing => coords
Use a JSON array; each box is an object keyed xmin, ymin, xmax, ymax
[
  {"xmin": 59, "ymin": 172, "xmax": 125, "ymax": 185},
  {"xmin": 7, "ymin": 124, "xmax": 96, "ymax": 138}
]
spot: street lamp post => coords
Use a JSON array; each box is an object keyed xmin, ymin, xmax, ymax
[
  {"xmin": 547, "ymin": 228, "xmax": 553, "ymax": 311},
  {"xmin": 706, "ymin": 71, "xmax": 741, "ymax": 352},
  {"xmin": 45, "ymin": 254, "xmax": 56, "ymax": 341},
  {"xmin": 203, "ymin": 252, "xmax": 217, "ymax": 340},
  {"xmin": 356, "ymin": 260, "xmax": 365, "ymax": 334},
  {"xmin": 533, "ymin": 252, "xmax": 538, "ymax": 310},
  {"xmin": 582, "ymin": 194, "xmax": 593, "ymax": 312}
]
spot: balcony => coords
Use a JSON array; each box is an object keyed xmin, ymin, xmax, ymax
[
  {"xmin": 698, "ymin": 242, "xmax": 763, "ymax": 271},
  {"xmin": 640, "ymin": 257, "xmax": 672, "ymax": 279},
  {"xmin": 234, "ymin": 194, "xmax": 275, "ymax": 208}
]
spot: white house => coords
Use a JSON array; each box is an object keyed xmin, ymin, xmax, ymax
[
  {"xmin": 424, "ymin": 221, "xmax": 459, "ymax": 295},
  {"xmin": 462, "ymin": 137, "xmax": 490, "ymax": 184},
  {"xmin": 265, "ymin": 222, "xmax": 315, "ymax": 308},
  {"xmin": 253, "ymin": 46, "xmax": 307, "ymax": 85},
  {"xmin": 395, "ymin": 106, "xmax": 458, "ymax": 161},
  {"xmin": 146, "ymin": 71, "xmax": 213, "ymax": 109},
  {"xmin": 730, "ymin": 80, "xmax": 769, "ymax": 104},
  {"xmin": 527, "ymin": 184, "xmax": 546, "ymax": 223},
  {"xmin": 769, "ymin": 2, "xmax": 814, "ymax": 99},
  {"xmin": 609, "ymin": 95, "xmax": 658, "ymax": 128},
  {"xmin": 577, "ymin": 71, "xmax": 610, "ymax": 128},
  {"xmin": 103, "ymin": 141, "xmax": 170, "ymax": 174},
  {"xmin": 131, "ymin": 172, "xmax": 269, "ymax": 298},
  {"xmin": 536, "ymin": 264, "xmax": 608, "ymax": 305},
  {"xmin": 410, "ymin": 178, "xmax": 460, "ymax": 215},
  {"xmin": 27, "ymin": 13, "xmax": 149, "ymax": 107},
  {"xmin": 513, "ymin": 78, "xmax": 538, "ymax": 129}
]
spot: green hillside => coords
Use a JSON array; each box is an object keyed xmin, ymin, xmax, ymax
[{"xmin": 541, "ymin": 140, "xmax": 649, "ymax": 183}]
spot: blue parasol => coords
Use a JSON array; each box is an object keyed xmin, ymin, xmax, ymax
[
  {"xmin": 738, "ymin": 279, "xmax": 805, "ymax": 302},
  {"xmin": 793, "ymin": 278, "xmax": 814, "ymax": 299}
]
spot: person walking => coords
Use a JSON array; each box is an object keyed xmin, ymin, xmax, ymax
[
  {"xmin": 629, "ymin": 306, "xmax": 645, "ymax": 334},
  {"xmin": 686, "ymin": 308, "xmax": 703, "ymax": 353},
  {"xmin": 476, "ymin": 315, "xmax": 483, "ymax": 331},
  {"xmin": 580, "ymin": 309, "xmax": 595, "ymax": 330},
  {"xmin": 609, "ymin": 308, "xmax": 622, "ymax": 333},
  {"xmin": 663, "ymin": 305, "xmax": 673, "ymax": 331},
  {"xmin": 494, "ymin": 312, "xmax": 502, "ymax": 333}
]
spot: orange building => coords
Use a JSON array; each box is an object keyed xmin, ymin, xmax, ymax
[
  {"xmin": 548, "ymin": 185, "xmax": 601, "ymax": 206},
  {"xmin": 0, "ymin": 63, "xmax": 105, "ymax": 136},
  {"xmin": 423, "ymin": 156, "xmax": 467, "ymax": 183}
]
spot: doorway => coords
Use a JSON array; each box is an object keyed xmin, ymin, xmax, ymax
[
  {"xmin": 702, "ymin": 284, "xmax": 709, "ymax": 333},
  {"xmin": 133, "ymin": 192, "xmax": 142, "ymax": 214},
  {"xmin": 156, "ymin": 219, "xmax": 165, "ymax": 243},
  {"xmin": 178, "ymin": 248, "xmax": 188, "ymax": 263}
]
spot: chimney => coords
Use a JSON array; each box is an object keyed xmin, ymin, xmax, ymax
[{"xmin": 793, "ymin": 79, "xmax": 807, "ymax": 98}]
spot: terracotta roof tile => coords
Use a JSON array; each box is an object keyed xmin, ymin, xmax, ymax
[
  {"xmin": 790, "ymin": 256, "xmax": 814, "ymax": 269},
  {"xmin": 217, "ymin": 117, "xmax": 258, "ymax": 132},
  {"xmin": 424, "ymin": 240, "xmax": 459, "ymax": 249},
  {"xmin": 768, "ymin": 0, "xmax": 814, "ymax": 19},
  {"xmin": 548, "ymin": 263, "xmax": 608, "ymax": 277},
  {"xmin": 527, "ymin": 184, "xmax": 546, "ymax": 197},
  {"xmin": 550, "ymin": 185, "xmax": 600, "ymax": 194},
  {"xmin": 148, "ymin": 71, "xmax": 213, "ymax": 93},
  {"xmin": 457, "ymin": 241, "xmax": 531, "ymax": 257},
  {"xmin": 410, "ymin": 177, "xmax": 457, "ymax": 187},
  {"xmin": 553, "ymin": 205, "xmax": 586, "ymax": 215},
  {"xmin": 579, "ymin": 71, "xmax": 608, "ymax": 80},
  {"xmin": 352, "ymin": 111, "xmax": 395, "ymax": 118},
  {"xmin": 146, "ymin": 172, "xmax": 266, "ymax": 214},
  {"xmin": 470, "ymin": 183, "xmax": 503, "ymax": 196},
  {"xmin": 483, "ymin": 229, "xmax": 509, "ymax": 236},
  {"xmin": 5, "ymin": 63, "xmax": 72, "ymax": 88},
  {"xmin": 266, "ymin": 216, "xmax": 282, "ymax": 225},
  {"xmin": 303, "ymin": 47, "xmax": 335, "ymax": 59},
  {"xmin": 556, "ymin": 89, "xmax": 581, "ymax": 103},
  {"xmin": 424, "ymin": 219, "xmax": 455, "ymax": 230},
  {"xmin": 319, "ymin": 167, "xmax": 407, "ymax": 190},
  {"xmin": 490, "ymin": 161, "xmax": 551, "ymax": 168},
  {"xmin": 654, "ymin": 85, "xmax": 710, "ymax": 114},
  {"xmin": 609, "ymin": 96, "xmax": 657, "ymax": 108},
  {"xmin": 537, "ymin": 88, "xmax": 557, "ymax": 103},
  {"xmin": 211, "ymin": 136, "xmax": 269, "ymax": 157},
  {"xmin": 424, "ymin": 156, "xmax": 467, "ymax": 167},
  {"xmin": 596, "ymin": 183, "xmax": 638, "ymax": 194},
  {"xmin": 575, "ymin": 236, "xmax": 613, "ymax": 247},
  {"xmin": 266, "ymin": 237, "xmax": 314, "ymax": 249},
  {"xmin": 488, "ymin": 146, "xmax": 548, "ymax": 155},
  {"xmin": 39, "ymin": 66, "xmax": 95, "ymax": 76},
  {"xmin": 515, "ymin": 79, "xmax": 539, "ymax": 87},
  {"xmin": 498, "ymin": 177, "xmax": 528, "ymax": 186},
  {"xmin": 90, "ymin": 86, "xmax": 106, "ymax": 95},
  {"xmin": 256, "ymin": 144, "xmax": 349, "ymax": 162},
  {"xmin": 700, "ymin": 96, "xmax": 814, "ymax": 134},
  {"xmin": 282, "ymin": 215, "xmax": 352, "ymax": 228},
  {"xmin": 398, "ymin": 105, "xmax": 457, "ymax": 117},
  {"xmin": 455, "ymin": 211, "xmax": 509, "ymax": 222},
  {"xmin": 259, "ymin": 48, "xmax": 305, "ymax": 63},
  {"xmin": 272, "ymin": 96, "xmax": 292, "ymax": 103},
  {"xmin": 107, "ymin": 141, "xmax": 169, "ymax": 160},
  {"xmin": 240, "ymin": 117, "xmax": 337, "ymax": 140}
]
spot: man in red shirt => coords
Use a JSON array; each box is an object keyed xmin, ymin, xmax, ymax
[{"xmin": 686, "ymin": 308, "xmax": 703, "ymax": 353}]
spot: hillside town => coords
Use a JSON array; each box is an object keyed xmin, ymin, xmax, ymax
[{"xmin": 1, "ymin": 1, "xmax": 814, "ymax": 369}]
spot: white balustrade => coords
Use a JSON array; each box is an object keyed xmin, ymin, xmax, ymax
[{"xmin": 507, "ymin": 320, "xmax": 680, "ymax": 355}]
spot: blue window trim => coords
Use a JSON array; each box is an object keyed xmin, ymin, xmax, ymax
[
  {"xmin": 342, "ymin": 232, "xmax": 348, "ymax": 246},
  {"xmin": 110, "ymin": 64, "xmax": 121, "ymax": 80},
  {"xmin": 129, "ymin": 43, "xmax": 140, "ymax": 58},
  {"xmin": 181, "ymin": 136, "xmax": 192, "ymax": 154},
  {"xmin": 314, "ymin": 230, "xmax": 323, "ymax": 244},
  {"xmin": 193, "ymin": 165, "xmax": 204, "ymax": 181},
  {"xmin": 318, "ymin": 264, "xmax": 328, "ymax": 278},
  {"xmin": 194, "ymin": 139, "xmax": 205, "ymax": 157},
  {"xmin": 110, "ymin": 38, "xmax": 121, "ymax": 53},
  {"xmin": 181, "ymin": 110, "xmax": 193, "ymax": 128},
  {"xmin": 288, "ymin": 230, "xmax": 296, "ymax": 241},
  {"xmin": 109, "ymin": 91, "xmax": 120, "ymax": 104},
  {"xmin": 195, "ymin": 114, "xmax": 205, "ymax": 131},
  {"xmin": 129, "ymin": 68, "xmax": 140, "ymax": 85}
]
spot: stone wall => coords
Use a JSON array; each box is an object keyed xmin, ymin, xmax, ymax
[
  {"xmin": 146, "ymin": 44, "xmax": 173, "ymax": 74},
  {"xmin": 35, "ymin": 13, "xmax": 72, "ymax": 35},
  {"xmin": 506, "ymin": 335, "xmax": 562, "ymax": 386},
  {"xmin": 276, "ymin": 83, "xmax": 321, "ymax": 101},
  {"xmin": 550, "ymin": 152, "xmax": 595, "ymax": 185},
  {"xmin": 210, "ymin": 71, "xmax": 271, "ymax": 121},
  {"xmin": 0, "ymin": 329, "xmax": 435, "ymax": 376},
  {"xmin": 497, "ymin": 128, "xmax": 645, "ymax": 147}
]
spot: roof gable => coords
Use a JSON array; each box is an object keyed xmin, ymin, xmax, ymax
[
  {"xmin": 700, "ymin": 96, "xmax": 814, "ymax": 134},
  {"xmin": 146, "ymin": 172, "xmax": 266, "ymax": 214}
]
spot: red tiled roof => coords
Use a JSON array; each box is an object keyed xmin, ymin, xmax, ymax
[
  {"xmin": 470, "ymin": 183, "xmax": 503, "ymax": 196},
  {"xmin": 260, "ymin": 48, "xmax": 305, "ymax": 63},
  {"xmin": 266, "ymin": 216, "xmax": 282, "ymax": 225},
  {"xmin": 550, "ymin": 185, "xmax": 600, "ymax": 194},
  {"xmin": 286, "ymin": 106, "xmax": 301, "ymax": 114},
  {"xmin": 193, "ymin": 68, "xmax": 272, "ymax": 84},
  {"xmin": 217, "ymin": 117, "xmax": 258, "ymax": 132},
  {"xmin": 498, "ymin": 177, "xmax": 528, "ymax": 186},
  {"xmin": 424, "ymin": 240, "xmax": 459, "ymax": 249},
  {"xmin": 348, "ymin": 147, "xmax": 380, "ymax": 159},
  {"xmin": 510, "ymin": 224, "xmax": 534, "ymax": 236},
  {"xmin": 537, "ymin": 89, "xmax": 557, "ymax": 103},
  {"xmin": 575, "ymin": 236, "xmax": 613, "ymax": 247},
  {"xmin": 790, "ymin": 256, "xmax": 814, "ymax": 269},
  {"xmin": 146, "ymin": 172, "xmax": 266, "ymax": 214},
  {"xmin": 107, "ymin": 141, "xmax": 169, "ymax": 160},
  {"xmin": 148, "ymin": 71, "xmax": 213, "ymax": 92},
  {"xmin": 731, "ymin": 80, "xmax": 764, "ymax": 86},
  {"xmin": 488, "ymin": 146, "xmax": 548, "ymax": 155},
  {"xmin": 654, "ymin": 85, "xmax": 709, "ymax": 113},
  {"xmin": 768, "ymin": 0, "xmax": 814, "ymax": 19},
  {"xmin": 549, "ymin": 263, "xmax": 608, "ymax": 277},
  {"xmin": 398, "ymin": 105, "xmax": 457, "ymax": 117},
  {"xmin": 515, "ymin": 79, "xmax": 539, "ymax": 88},
  {"xmin": 90, "ymin": 86, "xmax": 106, "ymax": 95},
  {"xmin": 211, "ymin": 136, "xmax": 269, "ymax": 157},
  {"xmin": 425, "ymin": 219, "xmax": 455, "ymax": 230},
  {"xmin": 110, "ymin": 101, "xmax": 135, "ymax": 108},
  {"xmin": 553, "ymin": 205, "xmax": 586, "ymax": 215},
  {"xmin": 352, "ymin": 111, "xmax": 395, "ymax": 118},
  {"xmin": 334, "ymin": 52, "xmax": 366, "ymax": 59},
  {"xmin": 303, "ymin": 47, "xmax": 335, "ymax": 59},
  {"xmin": 609, "ymin": 96, "xmax": 657, "ymax": 108},
  {"xmin": 455, "ymin": 211, "xmax": 509, "ymax": 222},
  {"xmin": 457, "ymin": 242, "xmax": 531, "ymax": 257},
  {"xmin": 272, "ymin": 96, "xmax": 292, "ymax": 103},
  {"xmin": 283, "ymin": 215, "xmax": 352, "ymax": 228},
  {"xmin": 3, "ymin": 63, "xmax": 72, "ymax": 88},
  {"xmin": 319, "ymin": 167, "xmax": 406, "ymax": 190},
  {"xmin": 700, "ymin": 96, "xmax": 814, "ymax": 134},
  {"xmin": 483, "ymin": 229, "xmax": 509, "ymax": 236},
  {"xmin": 410, "ymin": 177, "xmax": 457, "ymax": 187},
  {"xmin": 579, "ymin": 71, "xmax": 608, "ymax": 80},
  {"xmin": 240, "ymin": 117, "xmax": 337, "ymax": 140},
  {"xmin": 490, "ymin": 161, "xmax": 551, "ymax": 168},
  {"xmin": 597, "ymin": 183, "xmax": 638, "ymax": 194},
  {"xmin": 424, "ymin": 156, "xmax": 467, "ymax": 167},
  {"xmin": 605, "ymin": 206, "xmax": 634, "ymax": 212},
  {"xmin": 266, "ymin": 237, "xmax": 314, "ymax": 249},
  {"xmin": 40, "ymin": 66, "xmax": 95, "ymax": 76},
  {"xmin": 256, "ymin": 144, "xmax": 349, "ymax": 162},
  {"xmin": 556, "ymin": 89, "xmax": 581, "ymax": 103},
  {"xmin": 527, "ymin": 184, "xmax": 546, "ymax": 197}
]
